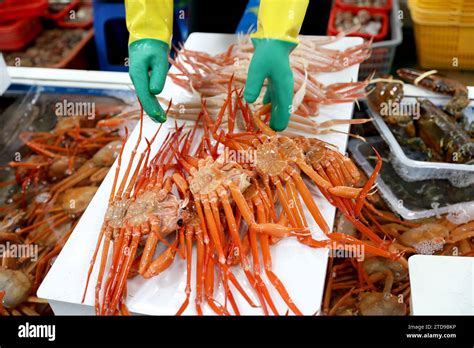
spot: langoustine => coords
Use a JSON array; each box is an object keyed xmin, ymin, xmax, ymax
[
  {"xmin": 323, "ymin": 199, "xmax": 474, "ymax": 316},
  {"xmin": 0, "ymin": 100, "xmax": 126, "ymax": 315}
]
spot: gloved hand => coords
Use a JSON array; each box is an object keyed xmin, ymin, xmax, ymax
[
  {"xmin": 244, "ymin": 38, "xmax": 296, "ymax": 131},
  {"xmin": 242, "ymin": 0, "xmax": 308, "ymax": 132},
  {"xmin": 129, "ymin": 39, "xmax": 169, "ymax": 123}
]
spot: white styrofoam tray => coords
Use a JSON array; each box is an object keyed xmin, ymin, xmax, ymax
[
  {"xmin": 0, "ymin": 54, "xmax": 11, "ymax": 95},
  {"xmin": 409, "ymin": 255, "xmax": 473, "ymax": 315},
  {"xmin": 38, "ymin": 33, "xmax": 363, "ymax": 315}
]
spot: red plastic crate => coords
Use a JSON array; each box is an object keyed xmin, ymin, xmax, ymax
[
  {"xmin": 335, "ymin": 0, "xmax": 393, "ymax": 13},
  {"xmin": 44, "ymin": 0, "xmax": 80, "ymax": 21},
  {"xmin": 0, "ymin": 18, "xmax": 42, "ymax": 51},
  {"xmin": 0, "ymin": 0, "xmax": 48, "ymax": 21},
  {"xmin": 327, "ymin": 5, "xmax": 389, "ymax": 42}
]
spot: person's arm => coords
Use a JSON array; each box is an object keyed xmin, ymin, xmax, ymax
[
  {"xmin": 244, "ymin": 0, "xmax": 309, "ymax": 131},
  {"xmin": 125, "ymin": 0, "xmax": 173, "ymax": 122}
]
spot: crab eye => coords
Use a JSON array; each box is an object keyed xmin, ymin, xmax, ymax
[{"xmin": 177, "ymin": 219, "xmax": 183, "ymax": 227}]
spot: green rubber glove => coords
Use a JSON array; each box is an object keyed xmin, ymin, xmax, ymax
[
  {"xmin": 244, "ymin": 38, "xmax": 296, "ymax": 131},
  {"xmin": 128, "ymin": 39, "xmax": 169, "ymax": 123}
]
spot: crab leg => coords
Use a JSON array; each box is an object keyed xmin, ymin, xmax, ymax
[
  {"xmin": 219, "ymin": 194, "xmax": 266, "ymax": 312},
  {"xmin": 99, "ymin": 226, "xmax": 124, "ymax": 313},
  {"xmin": 93, "ymin": 226, "xmax": 113, "ymax": 314},
  {"xmin": 354, "ymin": 147, "xmax": 381, "ymax": 217},
  {"xmin": 102, "ymin": 140, "xmax": 153, "ymax": 311},
  {"xmin": 228, "ymin": 183, "xmax": 281, "ymax": 314},
  {"xmin": 328, "ymin": 186, "xmax": 362, "ymax": 199},
  {"xmin": 204, "ymin": 250, "xmax": 229, "ymax": 315},
  {"xmin": 450, "ymin": 222, "xmax": 474, "ymax": 243},
  {"xmin": 176, "ymin": 226, "xmax": 194, "ymax": 315},
  {"xmin": 286, "ymin": 179, "xmax": 308, "ymax": 228},
  {"xmin": 290, "ymin": 173, "xmax": 330, "ymax": 235},
  {"xmin": 194, "ymin": 227, "xmax": 205, "ymax": 315},
  {"xmin": 84, "ymin": 117, "xmax": 135, "ymax": 313},
  {"xmin": 202, "ymin": 192, "xmax": 249, "ymax": 313},
  {"xmin": 102, "ymin": 225, "xmax": 131, "ymax": 313},
  {"xmin": 224, "ymin": 265, "xmax": 258, "ymax": 309},
  {"xmin": 107, "ymin": 226, "xmax": 143, "ymax": 314},
  {"xmin": 209, "ymin": 194, "xmax": 225, "ymax": 247},
  {"xmin": 226, "ymin": 283, "xmax": 240, "ymax": 315},
  {"xmin": 26, "ymin": 214, "xmax": 69, "ymax": 244},
  {"xmin": 301, "ymin": 159, "xmax": 385, "ymax": 245},
  {"xmin": 273, "ymin": 178, "xmax": 299, "ymax": 228},
  {"xmin": 247, "ymin": 216, "xmax": 279, "ymax": 316},
  {"xmin": 138, "ymin": 216, "xmax": 161, "ymax": 275},
  {"xmin": 51, "ymin": 164, "xmax": 100, "ymax": 199},
  {"xmin": 142, "ymin": 235, "xmax": 178, "ymax": 278},
  {"xmin": 254, "ymin": 197, "xmax": 303, "ymax": 315},
  {"xmin": 201, "ymin": 196, "xmax": 226, "ymax": 264},
  {"xmin": 304, "ymin": 233, "xmax": 395, "ymax": 259},
  {"xmin": 15, "ymin": 212, "xmax": 67, "ymax": 235}
]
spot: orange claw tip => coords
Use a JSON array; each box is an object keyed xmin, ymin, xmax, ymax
[
  {"xmin": 8, "ymin": 161, "xmax": 49, "ymax": 168},
  {"xmin": 97, "ymin": 118, "xmax": 127, "ymax": 127},
  {"xmin": 328, "ymin": 186, "xmax": 362, "ymax": 199}
]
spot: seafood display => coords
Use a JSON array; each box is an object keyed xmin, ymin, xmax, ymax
[
  {"xmin": 81, "ymin": 82, "xmax": 473, "ymax": 316},
  {"xmin": 163, "ymin": 34, "xmax": 372, "ymax": 134},
  {"xmin": 104, "ymin": 34, "xmax": 372, "ymax": 138},
  {"xmin": 0, "ymin": 92, "xmax": 130, "ymax": 315},
  {"xmin": 4, "ymin": 29, "xmax": 90, "ymax": 68},
  {"xmin": 367, "ymin": 69, "xmax": 474, "ymax": 164},
  {"xmin": 81, "ymin": 77, "xmax": 406, "ymax": 316},
  {"xmin": 341, "ymin": 0, "xmax": 389, "ymax": 7},
  {"xmin": 397, "ymin": 68, "xmax": 469, "ymax": 120},
  {"xmin": 324, "ymin": 208, "xmax": 474, "ymax": 315},
  {"xmin": 326, "ymin": 106, "xmax": 474, "ymax": 315},
  {"xmin": 334, "ymin": 10, "xmax": 383, "ymax": 36},
  {"xmin": 352, "ymin": 136, "xmax": 474, "ymax": 214},
  {"xmin": 416, "ymin": 99, "xmax": 473, "ymax": 164},
  {"xmin": 1, "ymin": 33, "xmax": 472, "ymax": 317}
]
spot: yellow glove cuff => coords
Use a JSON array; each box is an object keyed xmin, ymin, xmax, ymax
[
  {"xmin": 125, "ymin": 0, "xmax": 174, "ymax": 46},
  {"xmin": 251, "ymin": 0, "xmax": 309, "ymax": 44}
]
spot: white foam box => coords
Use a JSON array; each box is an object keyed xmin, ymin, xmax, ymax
[
  {"xmin": 0, "ymin": 54, "xmax": 11, "ymax": 95},
  {"xmin": 409, "ymin": 255, "xmax": 473, "ymax": 315}
]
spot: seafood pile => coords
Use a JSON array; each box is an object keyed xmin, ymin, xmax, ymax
[
  {"xmin": 367, "ymin": 68, "xmax": 474, "ymax": 164},
  {"xmin": 334, "ymin": 10, "xmax": 383, "ymax": 36},
  {"xmin": 325, "ymin": 206, "xmax": 474, "ymax": 315},
  {"xmin": 74, "ymin": 39, "xmax": 471, "ymax": 316},
  {"xmin": 0, "ymin": 97, "xmax": 128, "ymax": 315},
  {"xmin": 341, "ymin": 0, "xmax": 388, "ymax": 7},
  {"xmin": 110, "ymin": 34, "xmax": 372, "ymax": 139},
  {"xmin": 84, "ymin": 83, "xmax": 474, "ymax": 316},
  {"xmin": 1, "ymin": 38, "xmax": 470, "ymax": 316},
  {"xmin": 82, "ymin": 78, "xmax": 408, "ymax": 316},
  {"xmin": 162, "ymin": 34, "xmax": 372, "ymax": 135},
  {"xmin": 4, "ymin": 29, "xmax": 89, "ymax": 68}
]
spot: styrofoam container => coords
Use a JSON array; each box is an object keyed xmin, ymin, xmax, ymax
[
  {"xmin": 409, "ymin": 255, "xmax": 474, "ymax": 315},
  {"xmin": 349, "ymin": 136, "xmax": 474, "ymax": 220},
  {"xmin": 0, "ymin": 54, "xmax": 10, "ymax": 95},
  {"xmin": 367, "ymin": 97, "xmax": 474, "ymax": 188}
]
